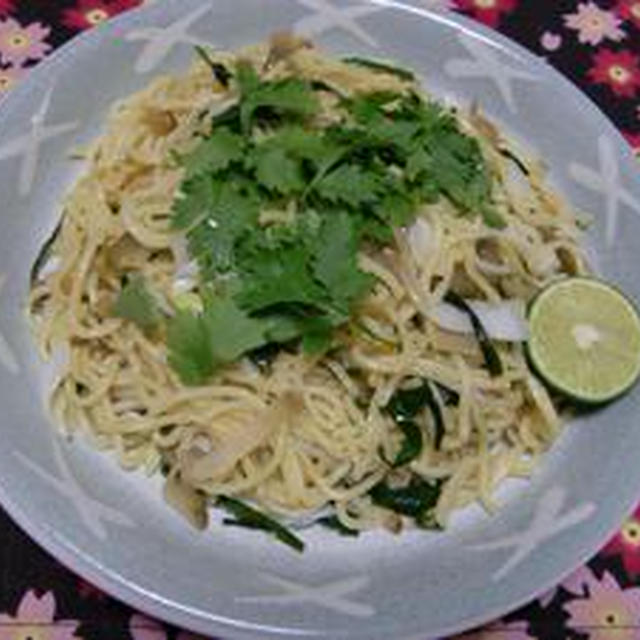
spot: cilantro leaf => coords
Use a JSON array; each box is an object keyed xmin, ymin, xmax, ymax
[
  {"xmin": 232, "ymin": 216, "xmax": 355, "ymax": 353},
  {"xmin": 418, "ymin": 126, "xmax": 498, "ymax": 224},
  {"xmin": 366, "ymin": 117, "xmax": 422, "ymax": 154},
  {"xmin": 264, "ymin": 125, "xmax": 332, "ymax": 162},
  {"xmin": 254, "ymin": 147, "xmax": 306, "ymax": 194},
  {"xmin": 346, "ymin": 91, "xmax": 402, "ymax": 124},
  {"xmin": 203, "ymin": 293, "xmax": 267, "ymax": 363},
  {"xmin": 235, "ymin": 241, "xmax": 328, "ymax": 313},
  {"xmin": 300, "ymin": 315, "xmax": 335, "ymax": 355},
  {"xmin": 186, "ymin": 182, "xmax": 259, "ymax": 277},
  {"xmin": 264, "ymin": 314, "xmax": 307, "ymax": 343},
  {"xmin": 167, "ymin": 293, "xmax": 268, "ymax": 385},
  {"xmin": 406, "ymin": 148, "xmax": 432, "ymax": 182},
  {"xmin": 313, "ymin": 211, "xmax": 373, "ymax": 309},
  {"xmin": 411, "ymin": 177, "xmax": 440, "ymax": 205},
  {"xmin": 249, "ymin": 126, "xmax": 337, "ymax": 195},
  {"xmin": 481, "ymin": 203, "xmax": 506, "ymax": 229},
  {"xmin": 264, "ymin": 310, "xmax": 335, "ymax": 351},
  {"xmin": 360, "ymin": 215, "xmax": 394, "ymax": 243},
  {"xmin": 315, "ymin": 164, "xmax": 384, "ymax": 208},
  {"xmin": 112, "ymin": 275, "xmax": 162, "ymax": 332},
  {"xmin": 171, "ymin": 174, "xmax": 216, "ymax": 230},
  {"xmin": 167, "ymin": 309, "xmax": 216, "ymax": 385},
  {"xmin": 180, "ymin": 127, "xmax": 244, "ymax": 180},
  {"xmin": 398, "ymin": 94, "xmax": 451, "ymax": 132},
  {"xmin": 235, "ymin": 60, "xmax": 261, "ymax": 95},
  {"xmin": 239, "ymin": 68, "xmax": 319, "ymax": 133},
  {"xmin": 374, "ymin": 191, "xmax": 417, "ymax": 229}
]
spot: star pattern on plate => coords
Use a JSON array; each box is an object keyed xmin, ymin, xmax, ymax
[
  {"xmin": 236, "ymin": 573, "xmax": 374, "ymax": 617},
  {"xmin": 293, "ymin": 0, "xmax": 386, "ymax": 48},
  {"xmin": 15, "ymin": 436, "xmax": 135, "ymax": 540},
  {"xmin": 0, "ymin": 275, "xmax": 19, "ymax": 375},
  {"xmin": 125, "ymin": 4, "xmax": 215, "ymax": 74},
  {"xmin": 469, "ymin": 486, "xmax": 596, "ymax": 582},
  {"xmin": 0, "ymin": 87, "xmax": 78, "ymax": 198},
  {"xmin": 569, "ymin": 134, "xmax": 640, "ymax": 247},
  {"xmin": 444, "ymin": 33, "xmax": 540, "ymax": 114}
]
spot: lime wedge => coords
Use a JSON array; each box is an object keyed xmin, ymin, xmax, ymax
[{"xmin": 527, "ymin": 277, "xmax": 640, "ymax": 404}]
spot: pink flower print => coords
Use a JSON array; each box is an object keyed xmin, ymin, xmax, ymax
[
  {"xmin": 76, "ymin": 578, "xmax": 107, "ymax": 602},
  {"xmin": 616, "ymin": 0, "xmax": 640, "ymax": 30},
  {"xmin": 129, "ymin": 613, "xmax": 208, "ymax": 640},
  {"xmin": 564, "ymin": 2, "xmax": 626, "ymax": 46},
  {"xmin": 602, "ymin": 503, "xmax": 640, "ymax": 577},
  {"xmin": 0, "ymin": 590, "xmax": 81, "ymax": 640},
  {"xmin": 540, "ymin": 31, "xmax": 562, "ymax": 52},
  {"xmin": 450, "ymin": 620, "xmax": 536, "ymax": 639},
  {"xmin": 564, "ymin": 571, "xmax": 640, "ymax": 640},
  {"xmin": 0, "ymin": 0, "xmax": 13, "ymax": 17},
  {"xmin": 588, "ymin": 48, "xmax": 640, "ymax": 98},
  {"xmin": 62, "ymin": 0, "xmax": 141, "ymax": 31},
  {"xmin": 0, "ymin": 18, "xmax": 51, "ymax": 66},
  {"xmin": 130, "ymin": 614, "xmax": 166, "ymax": 640},
  {"xmin": 0, "ymin": 64, "xmax": 25, "ymax": 94},
  {"xmin": 539, "ymin": 564, "xmax": 599, "ymax": 607},
  {"xmin": 454, "ymin": 0, "xmax": 518, "ymax": 28},
  {"xmin": 561, "ymin": 564, "xmax": 600, "ymax": 596}
]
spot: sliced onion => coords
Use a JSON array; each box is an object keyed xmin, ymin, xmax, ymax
[
  {"xmin": 172, "ymin": 276, "xmax": 198, "ymax": 296},
  {"xmin": 581, "ymin": 240, "xmax": 603, "ymax": 277},
  {"xmin": 430, "ymin": 299, "xmax": 529, "ymax": 342},
  {"xmin": 170, "ymin": 236, "xmax": 194, "ymax": 273},
  {"xmin": 163, "ymin": 474, "xmax": 209, "ymax": 530},
  {"xmin": 406, "ymin": 217, "xmax": 434, "ymax": 263},
  {"xmin": 170, "ymin": 237, "xmax": 199, "ymax": 295},
  {"xmin": 149, "ymin": 287, "xmax": 175, "ymax": 317},
  {"xmin": 506, "ymin": 227, "xmax": 560, "ymax": 278},
  {"xmin": 529, "ymin": 248, "xmax": 560, "ymax": 278},
  {"xmin": 279, "ymin": 505, "xmax": 336, "ymax": 530},
  {"xmin": 37, "ymin": 256, "xmax": 62, "ymax": 281},
  {"xmin": 475, "ymin": 256, "xmax": 511, "ymax": 277}
]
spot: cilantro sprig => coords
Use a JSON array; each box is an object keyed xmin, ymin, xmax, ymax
[
  {"xmin": 162, "ymin": 56, "xmax": 504, "ymax": 386},
  {"xmin": 112, "ymin": 275, "xmax": 162, "ymax": 333},
  {"xmin": 236, "ymin": 61, "xmax": 320, "ymax": 133},
  {"xmin": 167, "ymin": 293, "xmax": 268, "ymax": 385}
]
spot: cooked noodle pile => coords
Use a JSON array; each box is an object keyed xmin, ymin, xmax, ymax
[{"xmin": 29, "ymin": 38, "xmax": 587, "ymax": 535}]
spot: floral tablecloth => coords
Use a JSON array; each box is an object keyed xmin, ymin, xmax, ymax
[{"xmin": 0, "ymin": 1, "xmax": 639, "ymax": 638}]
